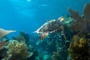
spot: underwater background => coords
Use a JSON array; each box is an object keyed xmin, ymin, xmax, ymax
[
  {"xmin": 0, "ymin": 0, "xmax": 90, "ymax": 37},
  {"xmin": 0, "ymin": 0, "xmax": 90, "ymax": 60}
]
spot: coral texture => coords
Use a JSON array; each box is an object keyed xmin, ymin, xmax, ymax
[
  {"xmin": 68, "ymin": 8, "xmax": 88, "ymax": 37},
  {"xmin": 7, "ymin": 40, "xmax": 30, "ymax": 60},
  {"xmin": 67, "ymin": 2, "xmax": 90, "ymax": 37},
  {"xmin": 12, "ymin": 31, "xmax": 30, "ymax": 47},
  {"xmin": 68, "ymin": 35, "xmax": 88, "ymax": 60},
  {"xmin": 67, "ymin": 2, "xmax": 90, "ymax": 60}
]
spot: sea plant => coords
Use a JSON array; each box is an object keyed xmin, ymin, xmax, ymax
[
  {"xmin": 68, "ymin": 35, "xmax": 88, "ymax": 60},
  {"xmin": 7, "ymin": 40, "xmax": 30, "ymax": 60}
]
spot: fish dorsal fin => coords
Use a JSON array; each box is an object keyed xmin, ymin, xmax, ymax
[{"xmin": 58, "ymin": 16, "xmax": 65, "ymax": 22}]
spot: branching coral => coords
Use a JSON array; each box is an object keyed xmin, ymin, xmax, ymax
[
  {"xmin": 68, "ymin": 35, "xmax": 89, "ymax": 60},
  {"xmin": 83, "ymin": 2, "xmax": 90, "ymax": 23},
  {"xmin": 68, "ymin": 8, "xmax": 88, "ymax": 37},
  {"xmin": 67, "ymin": 2, "xmax": 90, "ymax": 37},
  {"xmin": 83, "ymin": 2, "xmax": 90, "ymax": 32},
  {"xmin": 52, "ymin": 47, "xmax": 68, "ymax": 60},
  {"xmin": 12, "ymin": 31, "xmax": 30, "ymax": 47},
  {"xmin": 27, "ymin": 50, "xmax": 38, "ymax": 60},
  {"xmin": 52, "ymin": 52, "xmax": 60, "ymax": 60},
  {"xmin": 20, "ymin": 31, "xmax": 29, "ymax": 41},
  {"xmin": 7, "ymin": 40, "xmax": 30, "ymax": 60},
  {"xmin": 67, "ymin": 3, "xmax": 90, "ymax": 60}
]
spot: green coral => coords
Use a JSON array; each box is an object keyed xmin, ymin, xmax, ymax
[
  {"xmin": 7, "ymin": 40, "xmax": 30, "ymax": 60},
  {"xmin": 68, "ymin": 35, "xmax": 88, "ymax": 60},
  {"xmin": 12, "ymin": 31, "xmax": 30, "ymax": 47},
  {"xmin": 52, "ymin": 52, "xmax": 60, "ymax": 60}
]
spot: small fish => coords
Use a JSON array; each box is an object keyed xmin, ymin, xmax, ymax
[
  {"xmin": 58, "ymin": 16, "xmax": 65, "ymax": 22},
  {"xmin": 0, "ymin": 28, "xmax": 16, "ymax": 38},
  {"xmin": 39, "ymin": 33, "xmax": 48, "ymax": 40}
]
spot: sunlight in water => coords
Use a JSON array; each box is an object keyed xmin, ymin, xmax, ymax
[{"xmin": 27, "ymin": 0, "xmax": 31, "ymax": 2}]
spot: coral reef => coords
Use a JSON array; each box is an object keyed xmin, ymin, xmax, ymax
[
  {"xmin": 68, "ymin": 8, "xmax": 87, "ymax": 37},
  {"xmin": 83, "ymin": 2, "xmax": 90, "ymax": 27},
  {"xmin": 43, "ymin": 33, "xmax": 58, "ymax": 53},
  {"xmin": 50, "ymin": 32, "xmax": 69, "ymax": 60},
  {"xmin": 52, "ymin": 45, "xmax": 68, "ymax": 60},
  {"xmin": 67, "ymin": 2, "xmax": 90, "ymax": 60},
  {"xmin": 36, "ymin": 33, "xmax": 58, "ymax": 53},
  {"xmin": 7, "ymin": 40, "xmax": 30, "ymax": 60},
  {"xmin": 67, "ymin": 2, "xmax": 90, "ymax": 37},
  {"xmin": 0, "ymin": 48, "xmax": 8, "ymax": 60},
  {"xmin": 0, "ymin": 41, "xmax": 8, "ymax": 60},
  {"xmin": 52, "ymin": 47, "xmax": 68, "ymax": 60},
  {"xmin": 68, "ymin": 35, "xmax": 89, "ymax": 60},
  {"xmin": 52, "ymin": 52, "xmax": 60, "ymax": 60},
  {"xmin": 0, "ymin": 2, "xmax": 90, "ymax": 60},
  {"xmin": 12, "ymin": 31, "xmax": 30, "ymax": 47},
  {"xmin": 27, "ymin": 50, "xmax": 38, "ymax": 60},
  {"xmin": 85, "ymin": 35, "xmax": 90, "ymax": 59}
]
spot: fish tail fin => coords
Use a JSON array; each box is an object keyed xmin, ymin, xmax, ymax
[
  {"xmin": 33, "ymin": 31, "xmax": 40, "ymax": 33},
  {"xmin": 12, "ymin": 30, "xmax": 16, "ymax": 32}
]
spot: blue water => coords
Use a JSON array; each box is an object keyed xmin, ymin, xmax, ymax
[{"xmin": 0, "ymin": 0, "xmax": 90, "ymax": 39}]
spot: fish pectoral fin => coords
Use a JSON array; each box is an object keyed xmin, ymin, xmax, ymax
[{"xmin": 58, "ymin": 16, "xmax": 65, "ymax": 22}]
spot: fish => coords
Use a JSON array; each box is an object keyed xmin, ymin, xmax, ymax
[
  {"xmin": 0, "ymin": 41, "xmax": 8, "ymax": 50},
  {"xmin": 34, "ymin": 16, "xmax": 65, "ymax": 33},
  {"xmin": 34, "ymin": 16, "xmax": 65, "ymax": 40},
  {"xmin": 58, "ymin": 16, "xmax": 65, "ymax": 22},
  {"xmin": 0, "ymin": 28, "xmax": 16, "ymax": 38},
  {"xmin": 39, "ymin": 33, "xmax": 48, "ymax": 40}
]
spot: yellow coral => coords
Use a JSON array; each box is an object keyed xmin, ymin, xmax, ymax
[
  {"xmin": 7, "ymin": 40, "xmax": 30, "ymax": 60},
  {"xmin": 79, "ymin": 44, "xmax": 83, "ymax": 48},
  {"xmin": 73, "ymin": 36, "xmax": 79, "ymax": 47},
  {"xmin": 68, "ymin": 35, "xmax": 88, "ymax": 60},
  {"xmin": 80, "ymin": 38, "xmax": 86, "ymax": 45},
  {"xmin": 52, "ymin": 52, "xmax": 60, "ymax": 60}
]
